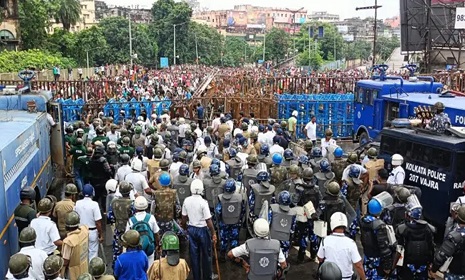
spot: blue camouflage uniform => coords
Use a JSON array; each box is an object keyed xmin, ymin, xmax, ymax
[
  {"xmin": 248, "ymin": 191, "xmax": 276, "ymax": 224},
  {"xmin": 215, "ymin": 199, "xmax": 246, "ymax": 253},
  {"xmin": 429, "ymin": 112, "xmax": 451, "ymax": 133},
  {"xmin": 268, "ymin": 209, "xmax": 296, "ymax": 258},
  {"xmin": 107, "ymin": 203, "xmax": 136, "ymax": 268}
]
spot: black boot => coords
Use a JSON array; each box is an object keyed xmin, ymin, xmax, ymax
[{"xmin": 297, "ymin": 250, "xmax": 305, "ymax": 263}]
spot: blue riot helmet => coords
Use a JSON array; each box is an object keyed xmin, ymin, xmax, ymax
[
  {"xmin": 224, "ymin": 179, "xmax": 236, "ymax": 193},
  {"xmin": 406, "ymin": 194, "xmax": 422, "ymax": 220},
  {"xmin": 83, "ymin": 184, "xmax": 95, "ymax": 197},
  {"xmin": 182, "ymin": 139, "xmax": 193, "ymax": 151},
  {"xmin": 272, "ymin": 136, "xmax": 281, "ymax": 144},
  {"xmin": 239, "ymin": 137, "xmax": 248, "ymax": 147},
  {"xmin": 348, "ymin": 165, "xmax": 362, "ymax": 184},
  {"xmin": 367, "ymin": 199, "xmax": 383, "ymax": 216},
  {"xmin": 226, "ymin": 113, "xmax": 232, "ymax": 121},
  {"xmin": 159, "ymin": 172, "xmax": 171, "ymax": 187},
  {"xmin": 179, "ymin": 164, "xmax": 189, "ymax": 176},
  {"xmin": 235, "ymin": 133, "xmax": 243, "ymax": 140},
  {"xmin": 283, "ymin": 149, "xmax": 294, "ymax": 160},
  {"xmin": 311, "ymin": 147, "xmax": 322, "ymax": 158},
  {"xmin": 278, "ymin": 191, "xmax": 292, "ymax": 211},
  {"xmin": 223, "ymin": 139, "xmax": 231, "ymax": 149},
  {"xmin": 211, "ymin": 158, "xmax": 220, "ymax": 166},
  {"xmin": 272, "ymin": 153, "xmax": 283, "ymax": 165},
  {"xmin": 172, "ymin": 153, "xmax": 179, "ymax": 162},
  {"xmin": 225, "ymin": 164, "xmax": 230, "ymax": 175},
  {"xmin": 209, "ymin": 164, "xmax": 220, "ymax": 176},
  {"xmin": 136, "ymin": 146, "xmax": 143, "ymax": 156},
  {"xmin": 260, "ymin": 144, "xmax": 270, "ymax": 156},
  {"xmin": 229, "ymin": 147, "xmax": 238, "ymax": 158},
  {"xmin": 204, "ymin": 136, "xmax": 212, "ymax": 145},
  {"xmin": 319, "ymin": 159, "xmax": 331, "ymax": 172},
  {"xmin": 267, "ymin": 124, "xmax": 272, "ymax": 131},
  {"xmin": 258, "ymin": 124, "xmax": 265, "ymax": 132},
  {"xmin": 298, "ymin": 155, "xmax": 309, "ymax": 165},
  {"xmin": 257, "ymin": 170, "xmax": 270, "ymax": 182},
  {"xmin": 276, "ymin": 128, "xmax": 284, "ymax": 135},
  {"xmin": 333, "ymin": 147, "xmax": 344, "ymax": 158}
]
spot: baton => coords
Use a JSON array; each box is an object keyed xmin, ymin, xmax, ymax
[{"xmin": 99, "ymin": 243, "xmax": 108, "ymax": 266}]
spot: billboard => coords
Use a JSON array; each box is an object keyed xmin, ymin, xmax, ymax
[
  {"xmin": 227, "ymin": 10, "xmax": 248, "ymax": 27},
  {"xmin": 432, "ymin": 0, "xmax": 465, "ymax": 4}
]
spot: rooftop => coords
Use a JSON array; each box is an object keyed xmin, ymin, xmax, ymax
[{"xmin": 0, "ymin": 110, "xmax": 41, "ymax": 152}]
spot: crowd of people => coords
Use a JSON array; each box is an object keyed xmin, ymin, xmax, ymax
[{"xmin": 8, "ymin": 105, "xmax": 465, "ymax": 280}]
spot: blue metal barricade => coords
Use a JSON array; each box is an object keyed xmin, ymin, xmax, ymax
[{"xmin": 277, "ymin": 93, "xmax": 354, "ymax": 139}]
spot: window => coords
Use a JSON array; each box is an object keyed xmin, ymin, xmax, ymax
[
  {"xmin": 0, "ymin": 30, "xmax": 14, "ymax": 40},
  {"xmin": 355, "ymin": 87, "xmax": 364, "ymax": 104},
  {"xmin": 454, "ymin": 152, "xmax": 465, "ymax": 182},
  {"xmin": 380, "ymin": 135, "xmax": 412, "ymax": 157},
  {"xmin": 410, "ymin": 143, "xmax": 451, "ymax": 171}
]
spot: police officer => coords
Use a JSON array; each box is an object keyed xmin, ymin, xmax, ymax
[
  {"xmin": 5, "ymin": 227, "xmax": 47, "ymax": 280},
  {"xmin": 429, "ymin": 101, "xmax": 451, "ymax": 133},
  {"xmin": 388, "ymin": 154, "xmax": 405, "ymax": 186},
  {"xmin": 282, "ymin": 164, "xmax": 303, "ymax": 201},
  {"xmin": 318, "ymin": 182, "xmax": 347, "ymax": 234},
  {"xmin": 132, "ymin": 126, "xmax": 146, "ymax": 150},
  {"xmin": 43, "ymin": 255, "xmax": 65, "ymax": 280},
  {"xmin": 62, "ymin": 211, "xmax": 89, "ymax": 280},
  {"xmin": 227, "ymin": 218, "xmax": 287, "ymax": 280},
  {"xmin": 303, "ymin": 140, "xmax": 313, "ymax": 156},
  {"xmin": 360, "ymin": 196, "xmax": 393, "ymax": 279},
  {"xmin": 88, "ymin": 146, "xmax": 113, "ymax": 209},
  {"xmin": 342, "ymin": 164, "xmax": 368, "ymax": 211},
  {"xmin": 248, "ymin": 170, "xmax": 276, "ymax": 231},
  {"xmin": 332, "ymin": 147, "xmax": 349, "ymax": 183},
  {"xmin": 54, "ymin": 183, "xmax": 78, "ymax": 239},
  {"xmin": 282, "ymin": 149, "xmax": 296, "ymax": 169},
  {"xmin": 297, "ymin": 155, "xmax": 310, "ymax": 174},
  {"xmin": 115, "ymin": 154, "xmax": 132, "ymax": 182},
  {"xmin": 77, "ymin": 147, "xmax": 93, "ymax": 185},
  {"xmin": 70, "ymin": 138, "xmax": 86, "ymax": 191},
  {"xmin": 30, "ymin": 198, "xmax": 62, "ymax": 255},
  {"xmin": 203, "ymin": 164, "xmax": 225, "ymax": 211},
  {"xmin": 190, "ymin": 159, "xmax": 202, "ymax": 180},
  {"xmin": 105, "ymin": 141, "xmax": 119, "ymax": 176},
  {"xmin": 270, "ymin": 153, "xmax": 288, "ymax": 192},
  {"xmin": 74, "ymin": 184, "xmax": 103, "ymax": 260},
  {"xmin": 92, "ymin": 127, "xmax": 110, "ymax": 148},
  {"xmin": 430, "ymin": 206, "xmax": 465, "ymax": 279},
  {"xmin": 250, "ymin": 132, "xmax": 261, "ymax": 155},
  {"xmin": 270, "ymin": 191, "xmax": 296, "ymax": 259},
  {"xmin": 89, "ymin": 257, "xmax": 115, "ymax": 280},
  {"xmin": 309, "ymin": 147, "xmax": 324, "ymax": 173},
  {"xmin": 242, "ymin": 155, "xmax": 259, "ymax": 194},
  {"xmin": 396, "ymin": 200, "xmax": 435, "ymax": 280},
  {"xmin": 225, "ymin": 148, "xmax": 243, "ymax": 180},
  {"xmin": 172, "ymin": 164, "xmax": 193, "ymax": 206},
  {"xmin": 314, "ymin": 159, "xmax": 335, "ymax": 194},
  {"xmin": 118, "ymin": 137, "xmax": 135, "ymax": 158},
  {"xmin": 114, "ymin": 230, "xmax": 149, "ymax": 279},
  {"xmin": 181, "ymin": 179, "xmax": 218, "ymax": 280},
  {"xmin": 8, "ymin": 253, "xmax": 35, "ymax": 280},
  {"xmin": 381, "ymin": 187, "xmax": 410, "ymax": 230},
  {"xmin": 14, "ymin": 187, "xmax": 37, "ymax": 235},
  {"xmin": 258, "ymin": 144, "xmax": 273, "ymax": 169},
  {"xmin": 107, "ymin": 181, "xmax": 135, "ymax": 268},
  {"xmin": 153, "ymin": 172, "xmax": 179, "ymax": 238},
  {"xmin": 215, "ymin": 179, "xmax": 245, "ymax": 261}
]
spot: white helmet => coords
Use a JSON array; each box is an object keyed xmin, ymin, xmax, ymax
[
  {"xmin": 107, "ymin": 141, "xmax": 116, "ymax": 149},
  {"xmin": 190, "ymin": 179, "xmax": 204, "ymax": 195},
  {"xmin": 105, "ymin": 179, "xmax": 118, "ymax": 193},
  {"xmin": 132, "ymin": 158, "xmax": 143, "ymax": 172},
  {"xmin": 151, "ymin": 113, "xmax": 157, "ymax": 120},
  {"xmin": 253, "ymin": 218, "xmax": 269, "ymax": 237},
  {"xmin": 330, "ymin": 212, "xmax": 348, "ymax": 231},
  {"xmin": 179, "ymin": 118, "xmax": 185, "ymax": 124},
  {"xmin": 292, "ymin": 110, "xmax": 298, "ymax": 117},
  {"xmin": 134, "ymin": 196, "xmax": 148, "ymax": 210},
  {"xmin": 94, "ymin": 141, "xmax": 104, "ymax": 148},
  {"xmin": 137, "ymin": 116, "xmax": 144, "ymax": 121},
  {"xmin": 391, "ymin": 154, "xmax": 404, "ymax": 166}
]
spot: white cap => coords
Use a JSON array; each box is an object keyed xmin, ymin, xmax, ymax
[
  {"xmin": 151, "ymin": 113, "xmax": 157, "ymax": 119},
  {"xmin": 392, "ymin": 154, "xmax": 404, "ymax": 166},
  {"xmin": 107, "ymin": 141, "xmax": 116, "ymax": 149},
  {"xmin": 253, "ymin": 218, "xmax": 270, "ymax": 237},
  {"xmin": 292, "ymin": 110, "xmax": 298, "ymax": 117},
  {"xmin": 179, "ymin": 118, "xmax": 185, "ymax": 124},
  {"xmin": 131, "ymin": 158, "xmax": 143, "ymax": 172},
  {"xmin": 134, "ymin": 196, "xmax": 148, "ymax": 210},
  {"xmin": 105, "ymin": 179, "xmax": 118, "ymax": 193},
  {"xmin": 330, "ymin": 212, "xmax": 348, "ymax": 231},
  {"xmin": 190, "ymin": 179, "xmax": 204, "ymax": 195}
]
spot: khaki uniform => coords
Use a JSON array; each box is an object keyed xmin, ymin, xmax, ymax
[
  {"xmin": 53, "ymin": 199, "xmax": 75, "ymax": 239},
  {"xmin": 98, "ymin": 276, "xmax": 116, "ymax": 280},
  {"xmin": 147, "ymin": 159, "xmax": 161, "ymax": 189},
  {"xmin": 253, "ymin": 142, "xmax": 261, "ymax": 155},
  {"xmin": 147, "ymin": 258, "xmax": 190, "ymax": 280},
  {"xmin": 244, "ymin": 145, "xmax": 257, "ymax": 155},
  {"xmin": 200, "ymin": 156, "xmax": 212, "ymax": 169},
  {"xmin": 153, "ymin": 188, "xmax": 177, "ymax": 223},
  {"xmin": 362, "ymin": 158, "xmax": 385, "ymax": 215},
  {"xmin": 62, "ymin": 226, "xmax": 89, "ymax": 280},
  {"xmin": 217, "ymin": 124, "xmax": 230, "ymax": 153}
]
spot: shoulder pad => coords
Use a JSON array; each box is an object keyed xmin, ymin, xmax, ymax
[
  {"xmin": 372, "ymin": 219, "xmax": 386, "ymax": 230},
  {"xmin": 448, "ymin": 230, "xmax": 465, "ymax": 243},
  {"xmin": 397, "ymin": 223, "xmax": 407, "ymax": 235}
]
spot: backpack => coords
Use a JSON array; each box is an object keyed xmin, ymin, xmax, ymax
[{"xmin": 130, "ymin": 214, "xmax": 155, "ymax": 256}]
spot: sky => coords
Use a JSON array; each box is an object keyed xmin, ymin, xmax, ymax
[{"xmin": 104, "ymin": 0, "xmax": 400, "ymax": 20}]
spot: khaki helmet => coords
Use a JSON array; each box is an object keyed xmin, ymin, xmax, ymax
[
  {"xmin": 280, "ymin": 120, "xmax": 288, "ymax": 128},
  {"xmin": 347, "ymin": 152, "xmax": 359, "ymax": 164},
  {"xmin": 192, "ymin": 160, "xmax": 201, "ymax": 169},
  {"xmin": 367, "ymin": 147, "xmax": 378, "ymax": 159},
  {"xmin": 246, "ymin": 155, "xmax": 258, "ymax": 165},
  {"xmin": 325, "ymin": 128, "xmax": 333, "ymax": 137},
  {"xmin": 395, "ymin": 187, "xmax": 411, "ymax": 203},
  {"xmin": 304, "ymin": 140, "xmax": 313, "ymax": 150},
  {"xmin": 120, "ymin": 128, "xmax": 128, "ymax": 136},
  {"xmin": 89, "ymin": 257, "xmax": 106, "ymax": 277},
  {"xmin": 302, "ymin": 167, "xmax": 314, "ymax": 179},
  {"xmin": 206, "ymin": 126, "xmax": 213, "ymax": 133},
  {"xmin": 122, "ymin": 136, "xmax": 130, "ymax": 145},
  {"xmin": 9, "ymin": 253, "xmax": 30, "ymax": 276},
  {"xmin": 250, "ymin": 132, "xmax": 258, "ymax": 139},
  {"xmin": 37, "ymin": 198, "xmax": 53, "ymax": 213},
  {"xmin": 64, "ymin": 183, "xmax": 78, "ymax": 195},
  {"xmin": 110, "ymin": 124, "xmax": 118, "ymax": 130},
  {"xmin": 65, "ymin": 211, "xmax": 80, "ymax": 229},
  {"xmin": 121, "ymin": 230, "xmax": 140, "ymax": 248},
  {"xmin": 160, "ymin": 159, "xmax": 170, "ymax": 169},
  {"xmin": 43, "ymin": 255, "xmax": 64, "ymax": 277},
  {"xmin": 86, "ymin": 147, "xmax": 94, "ymax": 156},
  {"xmin": 153, "ymin": 148, "xmax": 163, "ymax": 159},
  {"xmin": 241, "ymin": 122, "xmax": 248, "ymax": 130},
  {"xmin": 118, "ymin": 181, "xmax": 132, "ymax": 195},
  {"xmin": 77, "ymin": 273, "xmax": 93, "ymax": 280},
  {"xmin": 46, "ymin": 195, "xmax": 57, "ymax": 205},
  {"xmin": 289, "ymin": 164, "xmax": 300, "ymax": 175},
  {"xmin": 457, "ymin": 206, "xmax": 465, "ymax": 223},
  {"xmin": 326, "ymin": 181, "xmax": 340, "ymax": 196},
  {"xmin": 434, "ymin": 101, "xmax": 445, "ymax": 111},
  {"xmin": 178, "ymin": 150, "xmax": 187, "ymax": 160},
  {"xmin": 19, "ymin": 227, "xmax": 37, "ymax": 244}
]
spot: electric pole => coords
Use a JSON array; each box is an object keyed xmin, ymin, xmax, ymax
[
  {"xmin": 356, "ymin": 0, "xmax": 382, "ymax": 66},
  {"xmin": 286, "ymin": 7, "xmax": 305, "ymax": 36}
]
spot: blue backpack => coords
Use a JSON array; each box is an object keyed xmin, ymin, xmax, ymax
[{"xmin": 130, "ymin": 214, "xmax": 155, "ymax": 256}]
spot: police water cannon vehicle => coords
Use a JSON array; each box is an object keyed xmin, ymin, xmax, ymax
[{"xmin": 0, "ymin": 71, "xmax": 65, "ymax": 278}]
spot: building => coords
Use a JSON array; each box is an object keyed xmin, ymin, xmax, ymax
[
  {"xmin": 384, "ymin": 16, "xmax": 400, "ymax": 28},
  {"xmin": 307, "ymin": 11, "xmax": 340, "ymax": 23},
  {"xmin": 0, "ymin": 0, "xmax": 20, "ymax": 50},
  {"xmin": 48, "ymin": 0, "xmax": 97, "ymax": 33},
  {"xmin": 95, "ymin": 1, "xmax": 152, "ymax": 23}
]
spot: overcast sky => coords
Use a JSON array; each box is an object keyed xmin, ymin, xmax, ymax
[{"xmin": 104, "ymin": 0, "xmax": 400, "ymax": 20}]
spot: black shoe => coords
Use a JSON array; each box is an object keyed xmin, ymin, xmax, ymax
[{"xmin": 297, "ymin": 251, "xmax": 305, "ymax": 263}]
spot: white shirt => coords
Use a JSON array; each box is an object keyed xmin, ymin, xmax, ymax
[
  {"xmin": 226, "ymin": 120, "xmax": 234, "ymax": 132},
  {"xmin": 264, "ymin": 131, "xmax": 275, "ymax": 147},
  {"xmin": 317, "ymin": 233, "xmax": 362, "ymax": 278},
  {"xmin": 106, "ymin": 131, "xmax": 120, "ymax": 143},
  {"xmin": 5, "ymin": 246, "xmax": 48, "ymax": 280},
  {"xmin": 170, "ymin": 162, "xmax": 183, "ymax": 178},
  {"xmin": 115, "ymin": 165, "xmax": 132, "ymax": 182},
  {"xmin": 270, "ymin": 144, "xmax": 284, "ymax": 157},
  {"xmin": 342, "ymin": 164, "xmax": 368, "ymax": 182},
  {"xmin": 232, "ymin": 241, "xmax": 286, "ymax": 263},
  {"xmin": 74, "ymin": 197, "xmax": 102, "ymax": 228},
  {"xmin": 182, "ymin": 195, "xmax": 211, "ymax": 227},
  {"xmin": 126, "ymin": 212, "xmax": 160, "ymax": 236},
  {"xmin": 233, "ymin": 128, "xmax": 244, "ymax": 137},
  {"xmin": 305, "ymin": 121, "xmax": 317, "ymax": 140},
  {"xmin": 257, "ymin": 132, "xmax": 267, "ymax": 146},
  {"xmin": 212, "ymin": 118, "xmax": 221, "ymax": 132},
  {"xmin": 178, "ymin": 123, "xmax": 189, "ymax": 138},
  {"xmin": 387, "ymin": 166, "xmax": 405, "ymax": 185},
  {"xmin": 205, "ymin": 144, "xmax": 219, "ymax": 159},
  {"xmin": 321, "ymin": 138, "xmax": 337, "ymax": 158},
  {"xmin": 125, "ymin": 172, "xmax": 150, "ymax": 196},
  {"xmin": 46, "ymin": 113, "xmax": 56, "ymax": 127},
  {"xmin": 30, "ymin": 216, "xmax": 61, "ymax": 255}
]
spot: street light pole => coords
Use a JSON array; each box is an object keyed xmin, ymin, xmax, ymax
[
  {"xmin": 86, "ymin": 50, "xmax": 89, "ymax": 78},
  {"xmin": 262, "ymin": 33, "xmax": 266, "ymax": 62},
  {"xmin": 195, "ymin": 33, "xmax": 199, "ymax": 64},
  {"xmin": 308, "ymin": 26, "xmax": 311, "ymax": 69},
  {"xmin": 173, "ymin": 24, "xmax": 177, "ymax": 65},
  {"xmin": 129, "ymin": 15, "xmax": 133, "ymax": 71}
]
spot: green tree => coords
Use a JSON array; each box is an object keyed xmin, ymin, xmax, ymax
[
  {"xmin": 19, "ymin": 0, "xmax": 57, "ymax": 50},
  {"xmin": 47, "ymin": 29, "xmax": 76, "ymax": 58},
  {"xmin": 72, "ymin": 26, "xmax": 109, "ymax": 66},
  {"xmin": 0, "ymin": 49, "xmax": 76, "ymax": 72},
  {"xmin": 375, "ymin": 36, "xmax": 400, "ymax": 62},
  {"xmin": 295, "ymin": 22, "xmax": 344, "ymax": 61},
  {"xmin": 264, "ymin": 28, "xmax": 291, "ymax": 63},
  {"xmin": 186, "ymin": 22, "xmax": 223, "ymax": 65},
  {"xmin": 151, "ymin": 0, "xmax": 193, "ymax": 64},
  {"xmin": 344, "ymin": 40, "xmax": 372, "ymax": 60},
  {"xmin": 54, "ymin": 0, "xmax": 81, "ymax": 31},
  {"xmin": 132, "ymin": 24, "xmax": 157, "ymax": 66},
  {"xmin": 297, "ymin": 48, "xmax": 323, "ymax": 70},
  {"xmin": 223, "ymin": 37, "xmax": 251, "ymax": 66},
  {"xmin": 98, "ymin": 17, "xmax": 132, "ymax": 64}
]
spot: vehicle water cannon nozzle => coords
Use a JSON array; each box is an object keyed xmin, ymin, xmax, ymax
[{"xmin": 401, "ymin": 64, "xmax": 418, "ymax": 77}]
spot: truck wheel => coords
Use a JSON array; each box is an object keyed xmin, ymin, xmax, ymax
[{"xmin": 359, "ymin": 131, "xmax": 369, "ymax": 145}]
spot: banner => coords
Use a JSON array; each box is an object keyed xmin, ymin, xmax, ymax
[{"xmin": 160, "ymin": 57, "xmax": 169, "ymax": 68}]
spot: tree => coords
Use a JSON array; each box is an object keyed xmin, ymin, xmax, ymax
[
  {"xmin": 223, "ymin": 37, "xmax": 251, "ymax": 67},
  {"xmin": 54, "ymin": 0, "xmax": 81, "ymax": 31},
  {"xmin": 295, "ymin": 22, "xmax": 344, "ymax": 61},
  {"xmin": 0, "ymin": 49, "xmax": 76, "ymax": 72},
  {"xmin": 375, "ymin": 36, "xmax": 400, "ymax": 62},
  {"xmin": 47, "ymin": 29, "xmax": 76, "ymax": 58},
  {"xmin": 98, "ymin": 17, "xmax": 132, "ymax": 64},
  {"xmin": 344, "ymin": 40, "xmax": 372, "ymax": 60},
  {"xmin": 19, "ymin": 0, "xmax": 57, "ymax": 50},
  {"xmin": 72, "ymin": 26, "xmax": 109, "ymax": 66},
  {"xmin": 297, "ymin": 48, "xmax": 323, "ymax": 70},
  {"xmin": 186, "ymin": 22, "xmax": 223, "ymax": 65},
  {"xmin": 264, "ymin": 28, "xmax": 291, "ymax": 63},
  {"xmin": 132, "ymin": 24, "xmax": 157, "ymax": 66}
]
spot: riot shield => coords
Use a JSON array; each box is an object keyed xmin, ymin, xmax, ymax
[
  {"xmin": 246, "ymin": 199, "xmax": 270, "ymax": 237},
  {"xmin": 342, "ymin": 195, "xmax": 357, "ymax": 225}
]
